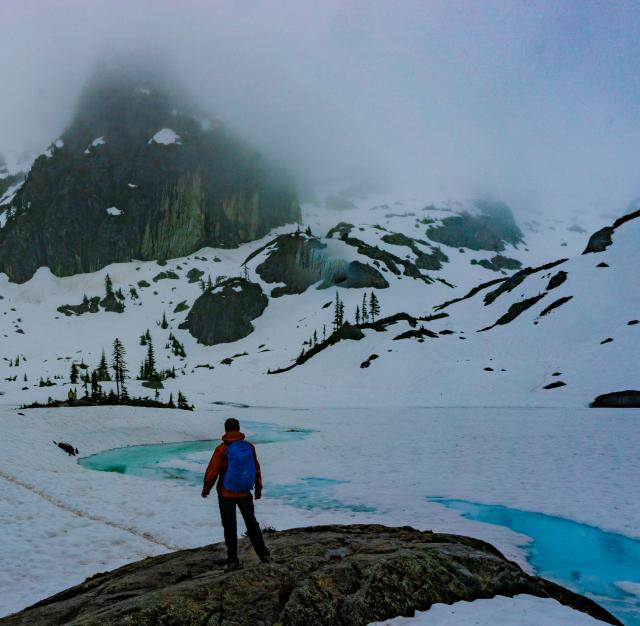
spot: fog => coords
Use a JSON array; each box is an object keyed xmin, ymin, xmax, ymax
[{"xmin": 2, "ymin": 0, "xmax": 639, "ymax": 217}]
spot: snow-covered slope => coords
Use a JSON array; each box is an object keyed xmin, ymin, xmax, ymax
[{"xmin": 0, "ymin": 192, "xmax": 634, "ymax": 409}]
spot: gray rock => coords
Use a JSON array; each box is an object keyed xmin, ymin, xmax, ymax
[
  {"xmin": 179, "ymin": 277, "xmax": 267, "ymax": 345},
  {"xmin": 0, "ymin": 524, "xmax": 620, "ymax": 626},
  {"xmin": 590, "ymin": 390, "xmax": 640, "ymax": 408},
  {"xmin": 0, "ymin": 68, "xmax": 299, "ymax": 283}
]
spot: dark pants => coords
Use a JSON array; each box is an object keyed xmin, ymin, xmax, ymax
[{"xmin": 218, "ymin": 495, "xmax": 268, "ymax": 562}]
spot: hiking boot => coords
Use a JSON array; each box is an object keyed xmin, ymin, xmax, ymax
[
  {"xmin": 259, "ymin": 553, "xmax": 271, "ymax": 564},
  {"xmin": 224, "ymin": 560, "xmax": 241, "ymax": 572}
]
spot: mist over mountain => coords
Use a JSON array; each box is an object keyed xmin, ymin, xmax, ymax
[
  {"xmin": 0, "ymin": 61, "xmax": 299, "ymax": 282},
  {"xmin": 1, "ymin": 1, "xmax": 640, "ymax": 222}
]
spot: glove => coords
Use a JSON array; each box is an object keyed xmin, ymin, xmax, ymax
[{"xmin": 254, "ymin": 487, "xmax": 262, "ymax": 500}]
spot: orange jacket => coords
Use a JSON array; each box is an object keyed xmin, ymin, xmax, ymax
[{"xmin": 202, "ymin": 431, "xmax": 262, "ymax": 498}]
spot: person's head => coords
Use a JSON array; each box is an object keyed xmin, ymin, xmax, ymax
[{"xmin": 224, "ymin": 417, "xmax": 240, "ymax": 432}]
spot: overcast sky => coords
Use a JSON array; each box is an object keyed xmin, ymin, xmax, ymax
[{"xmin": 1, "ymin": 0, "xmax": 639, "ymax": 216}]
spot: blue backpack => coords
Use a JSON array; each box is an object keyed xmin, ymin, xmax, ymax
[{"xmin": 223, "ymin": 441, "xmax": 256, "ymax": 492}]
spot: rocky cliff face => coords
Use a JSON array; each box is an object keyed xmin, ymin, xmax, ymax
[
  {"xmin": 0, "ymin": 68, "xmax": 300, "ymax": 282},
  {"xmin": 0, "ymin": 524, "xmax": 620, "ymax": 626}
]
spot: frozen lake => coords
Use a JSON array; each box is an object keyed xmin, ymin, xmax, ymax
[
  {"xmin": 1, "ymin": 405, "xmax": 639, "ymax": 621},
  {"xmin": 76, "ymin": 406, "xmax": 640, "ymax": 626}
]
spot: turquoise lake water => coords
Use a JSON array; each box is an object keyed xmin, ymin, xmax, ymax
[
  {"xmin": 432, "ymin": 498, "xmax": 640, "ymax": 626},
  {"xmin": 78, "ymin": 421, "xmax": 374, "ymax": 513},
  {"xmin": 78, "ymin": 421, "xmax": 638, "ymax": 625}
]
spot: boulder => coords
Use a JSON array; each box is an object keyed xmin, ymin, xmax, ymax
[
  {"xmin": 179, "ymin": 278, "xmax": 268, "ymax": 345},
  {"xmin": 590, "ymin": 390, "xmax": 640, "ymax": 408},
  {"xmin": 0, "ymin": 524, "xmax": 620, "ymax": 626}
]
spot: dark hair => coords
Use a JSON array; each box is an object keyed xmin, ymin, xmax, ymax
[{"xmin": 224, "ymin": 417, "xmax": 240, "ymax": 432}]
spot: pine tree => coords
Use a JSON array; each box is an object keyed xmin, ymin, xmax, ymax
[
  {"xmin": 333, "ymin": 291, "xmax": 344, "ymax": 331},
  {"xmin": 111, "ymin": 338, "xmax": 127, "ymax": 400},
  {"xmin": 160, "ymin": 313, "xmax": 168, "ymax": 329},
  {"xmin": 323, "ymin": 324, "xmax": 326, "ymax": 341},
  {"xmin": 70, "ymin": 362, "xmax": 79, "ymax": 384},
  {"xmin": 142, "ymin": 338, "xmax": 157, "ymax": 380},
  {"xmin": 206, "ymin": 275, "xmax": 213, "ymax": 292},
  {"xmin": 90, "ymin": 370, "xmax": 100, "ymax": 399},
  {"xmin": 140, "ymin": 332, "xmax": 147, "ymax": 346},
  {"xmin": 177, "ymin": 391, "xmax": 190, "ymax": 410},
  {"xmin": 96, "ymin": 350, "xmax": 111, "ymax": 381},
  {"xmin": 105, "ymin": 274, "xmax": 114, "ymax": 298},
  {"xmin": 355, "ymin": 305, "xmax": 360, "ymax": 325},
  {"xmin": 313, "ymin": 330, "xmax": 318, "ymax": 346},
  {"xmin": 168, "ymin": 392, "xmax": 175, "ymax": 408},
  {"xmin": 369, "ymin": 291, "xmax": 380, "ymax": 322},
  {"xmin": 242, "ymin": 265, "xmax": 249, "ymax": 280},
  {"xmin": 305, "ymin": 225, "xmax": 312, "ymax": 236},
  {"xmin": 362, "ymin": 293, "xmax": 368, "ymax": 323},
  {"xmin": 15, "ymin": 355, "xmax": 20, "ymax": 367}
]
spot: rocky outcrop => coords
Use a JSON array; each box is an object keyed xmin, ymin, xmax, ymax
[
  {"xmin": 583, "ymin": 205, "xmax": 640, "ymax": 254},
  {"xmin": 426, "ymin": 200, "xmax": 523, "ymax": 252},
  {"xmin": 178, "ymin": 277, "xmax": 268, "ymax": 345},
  {"xmin": 1, "ymin": 524, "xmax": 620, "ymax": 626},
  {"xmin": 0, "ymin": 67, "xmax": 299, "ymax": 282},
  {"xmin": 471, "ymin": 254, "xmax": 522, "ymax": 273},
  {"xmin": 590, "ymin": 390, "xmax": 640, "ymax": 408},
  {"xmin": 380, "ymin": 232, "xmax": 449, "ymax": 271},
  {"xmin": 253, "ymin": 233, "xmax": 389, "ymax": 297}
]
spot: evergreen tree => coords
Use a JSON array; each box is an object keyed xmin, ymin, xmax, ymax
[
  {"xmin": 333, "ymin": 291, "xmax": 344, "ymax": 331},
  {"xmin": 323, "ymin": 324, "xmax": 326, "ymax": 341},
  {"xmin": 23, "ymin": 373, "xmax": 27, "ymax": 382},
  {"xmin": 242, "ymin": 265, "xmax": 249, "ymax": 280},
  {"xmin": 105, "ymin": 274, "xmax": 114, "ymax": 298},
  {"xmin": 70, "ymin": 362, "xmax": 79, "ymax": 384},
  {"xmin": 355, "ymin": 305, "xmax": 360, "ymax": 325},
  {"xmin": 177, "ymin": 391, "xmax": 190, "ymax": 410},
  {"xmin": 82, "ymin": 294, "xmax": 89, "ymax": 306},
  {"xmin": 313, "ymin": 330, "xmax": 318, "ymax": 346},
  {"xmin": 160, "ymin": 313, "xmax": 168, "ymax": 329},
  {"xmin": 206, "ymin": 275, "xmax": 213, "ymax": 292},
  {"xmin": 168, "ymin": 392, "xmax": 175, "ymax": 408},
  {"xmin": 111, "ymin": 338, "xmax": 127, "ymax": 400},
  {"xmin": 140, "ymin": 332, "xmax": 147, "ymax": 346},
  {"xmin": 96, "ymin": 350, "xmax": 111, "ymax": 381},
  {"xmin": 15, "ymin": 355, "xmax": 20, "ymax": 367},
  {"xmin": 147, "ymin": 340, "xmax": 156, "ymax": 378},
  {"xmin": 90, "ymin": 370, "xmax": 100, "ymax": 400},
  {"xmin": 369, "ymin": 291, "xmax": 380, "ymax": 322},
  {"xmin": 362, "ymin": 293, "xmax": 368, "ymax": 323},
  {"xmin": 305, "ymin": 225, "xmax": 312, "ymax": 236}
]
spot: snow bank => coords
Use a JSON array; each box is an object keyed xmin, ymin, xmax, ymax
[
  {"xmin": 369, "ymin": 594, "xmax": 608, "ymax": 625},
  {"xmin": 148, "ymin": 128, "xmax": 182, "ymax": 145}
]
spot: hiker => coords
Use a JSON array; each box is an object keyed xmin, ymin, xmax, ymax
[{"xmin": 201, "ymin": 417, "xmax": 270, "ymax": 570}]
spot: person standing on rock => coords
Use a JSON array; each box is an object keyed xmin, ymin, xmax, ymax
[{"xmin": 201, "ymin": 417, "xmax": 270, "ymax": 570}]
